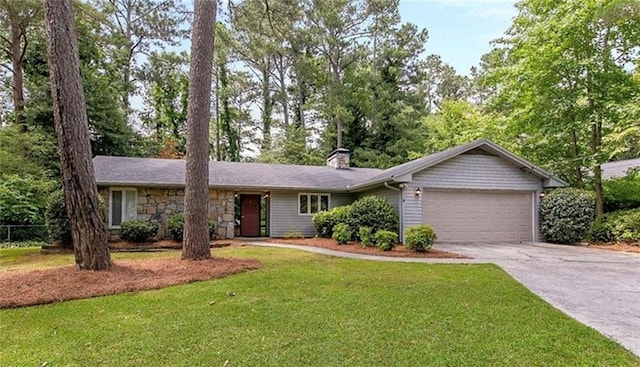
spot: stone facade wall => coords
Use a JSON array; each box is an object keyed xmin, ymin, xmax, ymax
[{"xmin": 100, "ymin": 187, "xmax": 235, "ymax": 240}]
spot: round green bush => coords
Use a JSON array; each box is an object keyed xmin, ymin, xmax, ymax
[
  {"xmin": 374, "ymin": 230, "xmax": 398, "ymax": 251},
  {"xmin": 349, "ymin": 196, "xmax": 398, "ymax": 236},
  {"xmin": 167, "ymin": 213, "xmax": 216, "ymax": 242},
  {"xmin": 332, "ymin": 223, "xmax": 351, "ymax": 245},
  {"xmin": 404, "ymin": 225, "xmax": 437, "ymax": 252},
  {"xmin": 120, "ymin": 220, "xmax": 158, "ymax": 242},
  {"xmin": 606, "ymin": 208, "xmax": 640, "ymax": 242},
  {"xmin": 539, "ymin": 188, "xmax": 595, "ymax": 244},
  {"xmin": 312, "ymin": 205, "xmax": 352, "ymax": 238},
  {"xmin": 358, "ymin": 226, "xmax": 373, "ymax": 247}
]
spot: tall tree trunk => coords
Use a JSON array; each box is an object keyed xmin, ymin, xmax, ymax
[
  {"xmin": 261, "ymin": 63, "xmax": 272, "ymax": 150},
  {"xmin": 276, "ymin": 54, "xmax": 289, "ymax": 127},
  {"xmin": 570, "ymin": 129, "xmax": 583, "ymax": 187},
  {"xmin": 10, "ymin": 23, "xmax": 25, "ymax": 131},
  {"xmin": 44, "ymin": 0, "xmax": 111, "ymax": 270},
  {"xmin": 182, "ymin": 0, "xmax": 216, "ymax": 260}
]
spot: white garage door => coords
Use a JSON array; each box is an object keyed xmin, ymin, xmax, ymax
[{"xmin": 423, "ymin": 190, "xmax": 533, "ymax": 242}]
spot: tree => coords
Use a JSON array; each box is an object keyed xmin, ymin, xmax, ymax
[
  {"xmin": 92, "ymin": 0, "xmax": 188, "ymax": 119},
  {"xmin": 0, "ymin": 0, "xmax": 41, "ymax": 130},
  {"xmin": 182, "ymin": 0, "xmax": 216, "ymax": 260},
  {"xmin": 44, "ymin": 0, "xmax": 111, "ymax": 270},
  {"xmin": 489, "ymin": 0, "xmax": 640, "ymax": 217}
]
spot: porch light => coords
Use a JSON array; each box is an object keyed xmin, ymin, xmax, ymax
[
  {"xmin": 539, "ymin": 192, "xmax": 546, "ymax": 199},
  {"xmin": 415, "ymin": 187, "xmax": 422, "ymax": 198}
]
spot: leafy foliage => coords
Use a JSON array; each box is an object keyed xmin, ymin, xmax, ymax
[
  {"xmin": 0, "ymin": 174, "xmax": 54, "ymax": 226},
  {"xmin": 348, "ymin": 196, "xmax": 398, "ymax": 235},
  {"xmin": 404, "ymin": 225, "xmax": 437, "ymax": 252},
  {"xmin": 540, "ymin": 188, "xmax": 595, "ymax": 244},
  {"xmin": 312, "ymin": 205, "xmax": 352, "ymax": 238},
  {"xmin": 166, "ymin": 213, "xmax": 215, "ymax": 242},
  {"xmin": 589, "ymin": 218, "xmax": 615, "ymax": 243},
  {"xmin": 46, "ymin": 190, "xmax": 106, "ymax": 248},
  {"xmin": 332, "ymin": 223, "xmax": 351, "ymax": 245},
  {"xmin": 603, "ymin": 170, "xmax": 640, "ymax": 212},
  {"xmin": 283, "ymin": 231, "xmax": 304, "ymax": 239},
  {"xmin": 374, "ymin": 230, "xmax": 398, "ymax": 251},
  {"xmin": 119, "ymin": 221, "xmax": 159, "ymax": 242},
  {"xmin": 45, "ymin": 190, "xmax": 72, "ymax": 247},
  {"xmin": 605, "ymin": 209, "xmax": 640, "ymax": 242},
  {"xmin": 358, "ymin": 226, "xmax": 373, "ymax": 247}
]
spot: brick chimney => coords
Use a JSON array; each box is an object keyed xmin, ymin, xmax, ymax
[{"xmin": 326, "ymin": 148, "xmax": 350, "ymax": 169}]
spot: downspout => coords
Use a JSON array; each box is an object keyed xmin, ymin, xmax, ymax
[{"xmin": 384, "ymin": 182, "xmax": 403, "ymax": 242}]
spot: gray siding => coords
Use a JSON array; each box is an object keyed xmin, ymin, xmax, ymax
[
  {"xmin": 402, "ymin": 154, "xmax": 544, "ymax": 239},
  {"xmin": 269, "ymin": 191, "xmax": 354, "ymax": 237},
  {"xmin": 416, "ymin": 154, "xmax": 542, "ymax": 190}
]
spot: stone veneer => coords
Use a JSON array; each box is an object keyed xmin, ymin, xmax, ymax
[{"xmin": 100, "ymin": 187, "xmax": 235, "ymax": 240}]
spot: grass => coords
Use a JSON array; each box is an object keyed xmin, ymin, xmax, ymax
[{"xmin": 1, "ymin": 246, "xmax": 638, "ymax": 367}]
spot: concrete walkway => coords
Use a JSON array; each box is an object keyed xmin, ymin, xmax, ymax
[{"xmin": 250, "ymin": 241, "xmax": 640, "ymax": 357}]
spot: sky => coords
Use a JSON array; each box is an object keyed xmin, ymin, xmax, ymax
[{"xmin": 398, "ymin": 0, "xmax": 518, "ymax": 75}]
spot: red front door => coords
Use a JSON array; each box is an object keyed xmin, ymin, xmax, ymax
[{"xmin": 240, "ymin": 195, "xmax": 261, "ymax": 236}]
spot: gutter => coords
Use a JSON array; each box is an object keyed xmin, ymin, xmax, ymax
[{"xmin": 384, "ymin": 181, "xmax": 404, "ymax": 242}]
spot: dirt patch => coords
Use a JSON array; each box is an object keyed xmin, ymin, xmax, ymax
[
  {"xmin": 0, "ymin": 256, "xmax": 261, "ymax": 309},
  {"xmin": 269, "ymin": 237, "xmax": 469, "ymax": 259},
  {"xmin": 587, "ymin": 243, "xmax": 640, "ymax": 254}
]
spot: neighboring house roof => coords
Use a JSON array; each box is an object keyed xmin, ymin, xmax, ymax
[
  {"xmin": 347, "ymin": 138, "xmax": 568, "ymax": 191},
  {"xmin": 602, "ymin": 158, "xmax": 640, "ymax": 180},
  {"xmin": 94, "ymin": 138, "xmax": 567, "ymax": 192},
  {"xmin": 93, "ymin": 156, "xmax": 382, "ymax": 191}
]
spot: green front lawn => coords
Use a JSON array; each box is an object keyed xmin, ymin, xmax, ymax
[{"xmin": 0, "ymin": 247, "xmax": 637, "ymax": 366}]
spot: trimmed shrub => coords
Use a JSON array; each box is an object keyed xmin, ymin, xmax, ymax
[
  {"xmin": 46, "ymin": 190, "xmax": 105, "ymax": 247},
  {"xmin": 374, "ymin": 230, "xmax": 398, "ymax": 251},
  {"xmin": 607, "ymin": 208, "xmax": 640, "ymax": 242},
  {"xmin": 120, "ymin": 220, "xmax": 158, "ymax": 242},
  {"xmin": 404, "ymin": 225, "xmax": 437, "ymax": 252},
  {"xmin": 603, "ymin": 170, "xmax": 640, "ymax": 212},
  {"xmin": 539, "ymin": 188, "xmax": 595, "ymax": 244},
  {"xmin": 349, "ymin": 196, "xmax": 399, "ymax": 236},
  {"xmin": 358, "ymin": 226, "xmax": 373, "ymax": 247},
  {"xmin": 332, "ymin": 223, "xmax": 351, "ymax": 245},
  {"xmin": 167, "ymin": 213, "xmax": 216, "ymax": 242},
  {"xmin": 312, "ymin": 205, "xmax": 352, "ymax": 238}
]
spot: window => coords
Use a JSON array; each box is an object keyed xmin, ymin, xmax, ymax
[
  {"xmin": 299, "ymin": 193, "xmax": 330, "ymax": 215},
  {"xmin": 109, "ymin": 188, "xmax": 137, "ymax": 228}
]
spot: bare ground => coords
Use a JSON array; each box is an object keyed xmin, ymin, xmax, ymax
[
  {"xmin": 0, "ymin": 255, "xmax": 261, "ymax": 309},
  {"xmin": 268, "ymin": 237, "xmax": 469, "ymax": 258}
]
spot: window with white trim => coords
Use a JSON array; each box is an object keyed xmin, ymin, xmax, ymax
[
  {"xmin": 109, "ymin": 188, "xmax": 137, "ymax": 228},
  {"xmin": 299, "ymin": 193, "xmax": 330, "ymax": 215}
]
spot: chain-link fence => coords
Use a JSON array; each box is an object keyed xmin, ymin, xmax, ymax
[{"xmin": 0, "ymin": 225, "xmax": 51, "ymax": 242}]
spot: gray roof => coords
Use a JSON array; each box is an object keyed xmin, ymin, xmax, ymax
[
  {"xmin": 347, "ymin": 138, "xmax": 568, "ymax": 190},
  {"xmin": 602, "ymin": 158, "xmax": 640, "ymax": 179},
  {"xmin": 93, "ymin": 156, "xmax": 381, "ymax": 191},
  {"xmin": 94, "ymin": 139, "xmax": 568, "ymax": 192}
]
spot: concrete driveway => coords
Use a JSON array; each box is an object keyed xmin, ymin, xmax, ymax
[{"xmin": 435, "ymin": 242, "xmax": 640, "ymax": 357}]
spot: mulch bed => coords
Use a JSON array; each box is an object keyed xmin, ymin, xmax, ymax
[
  {"xmin": 586, "ymin": 242, "xmax": 640, "ymax": 254},
  {"xmin": 0, "ymin": 256, "xmax": 261, "ymax": 309},
  {"xmin": 268, "ymin": 237, "xmax": 469, "ymax": 259}
]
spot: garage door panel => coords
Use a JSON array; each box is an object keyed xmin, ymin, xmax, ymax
[{"xmin": 423, "ymin": 190, "xmax": 533, "ymax": 242}]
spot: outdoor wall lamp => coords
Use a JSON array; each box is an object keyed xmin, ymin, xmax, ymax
[
  {"xmin": 415, "ymin": 187, "xmax": 422, "ymax": 198},
  {"xmin": 539, "ymin": 192, "xmax": 546, "ymax": 199}
]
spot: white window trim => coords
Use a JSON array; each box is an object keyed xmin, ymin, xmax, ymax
[
  {"xmin": 108, "ymin": 188, "xmax": 138, "ymax": 229},
  {"xmin": 298, "ymin": 193, "xmax": 331, "ymax": 216}
]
